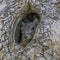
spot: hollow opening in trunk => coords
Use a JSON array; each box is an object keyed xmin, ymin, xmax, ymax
[{"xmin": 14, "ymin": 12, "xmax": 40, "ymax": 47}]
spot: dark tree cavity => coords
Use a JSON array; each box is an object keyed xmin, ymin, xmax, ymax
[
  {"xmin": 14, "ymin": 12, "xmax": 40, "ymax": 46},
  {"xmin": 25, "ymin": 12, "xmax": 40, "ymax": 22}
]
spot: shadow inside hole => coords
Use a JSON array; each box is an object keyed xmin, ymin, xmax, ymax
[
  {"xmin": 22, "ymin": 12, "xmax": 40, "ymax": 23},
  {"xmin": 14, "ymin": 12, "xmax": 40, "ymax": 47}
]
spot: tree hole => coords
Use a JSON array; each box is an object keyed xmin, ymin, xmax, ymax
[{"xmin": 14, "ymin": 12, "xmax": 40, "ymax": 47}]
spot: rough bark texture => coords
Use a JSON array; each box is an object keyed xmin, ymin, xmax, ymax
[{"xmin": 0, "ymin": 0, "xmax": 60, "ymax": 60}]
